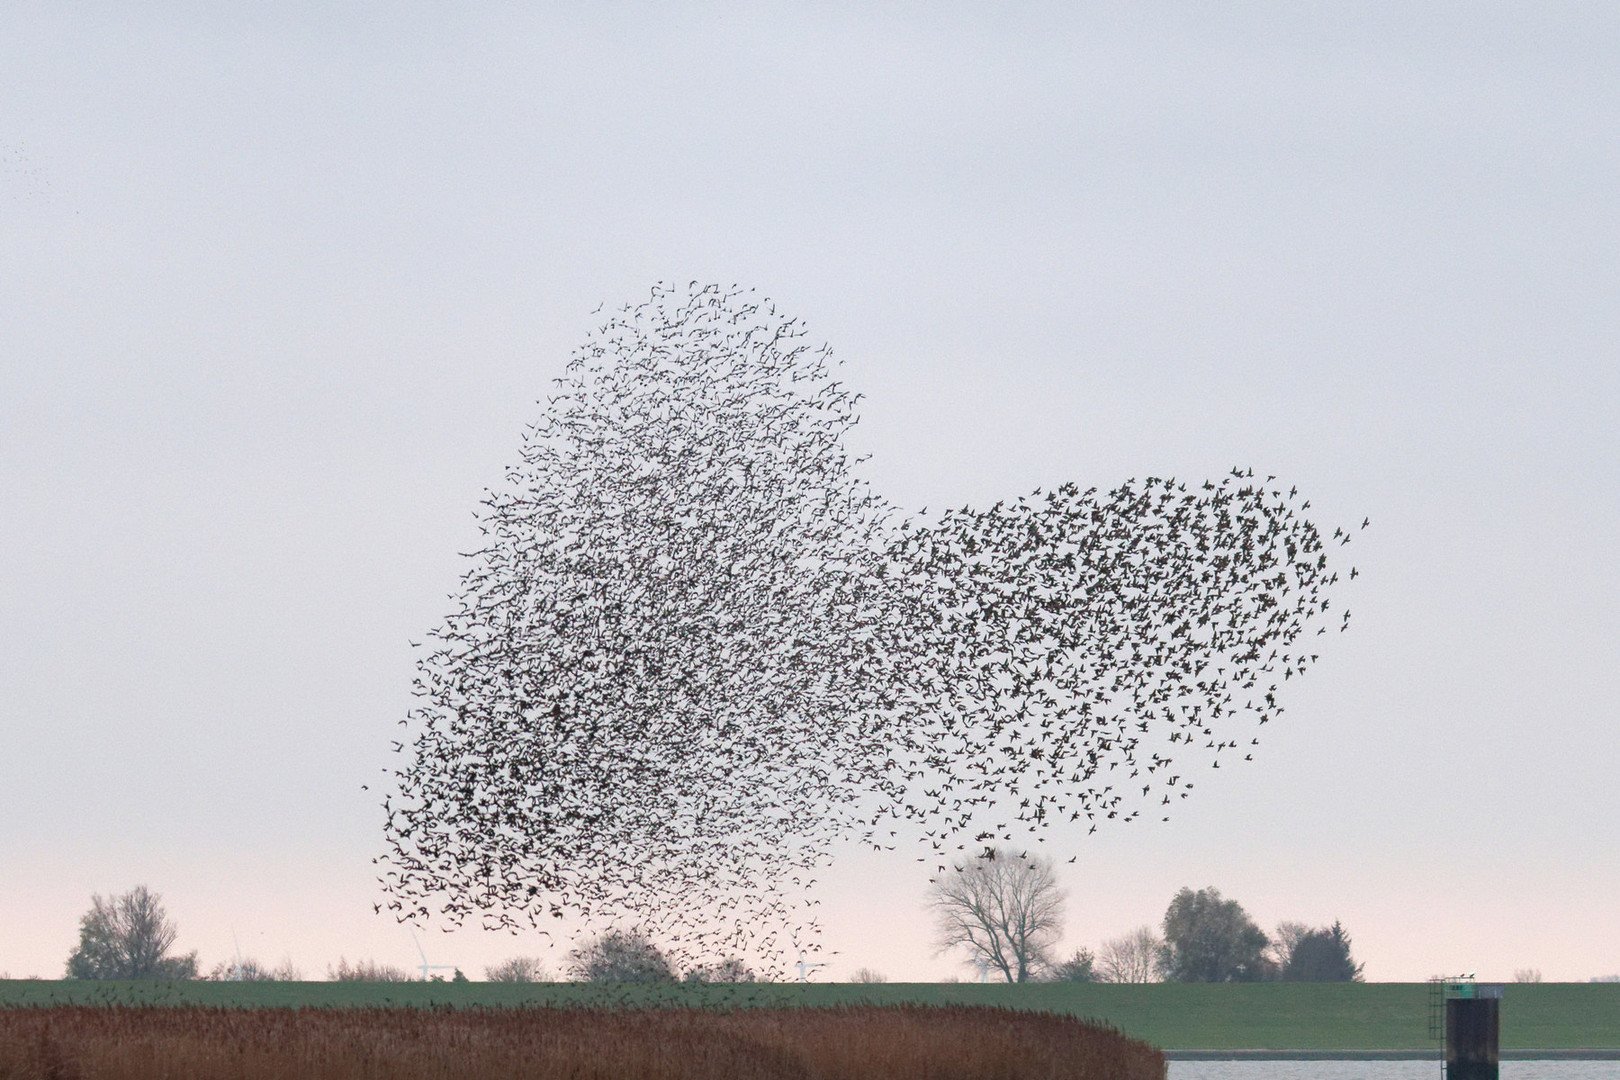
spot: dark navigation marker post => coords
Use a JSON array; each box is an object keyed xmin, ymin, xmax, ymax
[{"xmin": 1445, "ymin": 982, "xmax": 1502, "ymax": 1080}]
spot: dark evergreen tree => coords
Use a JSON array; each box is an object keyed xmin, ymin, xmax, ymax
[
  {"xmin": 1282, "ymin": 921, "xmax": 1364, "ymax": 981},
  {"xmin": 1046, "ymin": 948, "xmax": 1100, "ymax": 982}
]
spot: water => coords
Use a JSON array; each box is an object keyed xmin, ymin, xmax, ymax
[{"xmin": 1169, "ymin": 1064, "xmax": 1614, "ymax": 1080}]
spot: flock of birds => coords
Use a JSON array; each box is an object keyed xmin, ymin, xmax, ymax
[{"xmin": 379, "ymin": 283, "xmax": 1358, "ymax": 979}]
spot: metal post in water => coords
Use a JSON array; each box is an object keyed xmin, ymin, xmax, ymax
[{"xmin": 1444, "ymin": 982, "xmax": 1501, "ymax": 1080}]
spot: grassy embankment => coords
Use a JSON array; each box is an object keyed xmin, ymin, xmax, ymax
[{"xmin": 1, "ymin": 981, "xmax": 1617, "ymax": 1050}]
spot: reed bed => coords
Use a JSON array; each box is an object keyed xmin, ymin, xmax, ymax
[{"xmin": 0, "ymin": 1003, "xmax": 1163, "ymax": 1080}]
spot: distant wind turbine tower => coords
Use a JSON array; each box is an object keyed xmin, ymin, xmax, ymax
[
  {"xmin": 410, "ymin": 929, "xmax": 458, "ymax": 981},
  {"xmin": 795, "ymin": 949, "xmax": 829, "ymax": 983}
]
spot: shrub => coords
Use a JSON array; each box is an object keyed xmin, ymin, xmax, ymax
[
  {"xmin": 683, "ymin": 958, "xmax": 756, "ymax": 983},
  {"xmin": 485, "ymin": 957, "xmax": 549, "ymax": 982},
  {"xmin": 567, "ymin": 929, "xmax": 675, "ymax": 983},
  {"xmin": 327, "ymin": 958, "xmax": 415, "ymax": 982},
  {"xmin": 1045, "ymin": 949, "xmax": 1099, "ymax": 983},
  {"xmin": 204, "ymin": 957, "xmax": 302, "ymax": 981}
]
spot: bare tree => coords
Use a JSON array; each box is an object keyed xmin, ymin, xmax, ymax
[
  {"xmin": 567, "ymin": 928, "xmax": 675, "ymax": 983},
  {"xmin": 1097, "ymin": 927, "xmax": 1163, "ymax": 983},
  {"xmin": 1514, "ymin": 968, "xmax": 1543, "ymax": 983},
  {"xmin": 65, "ymin": 886, "xmax": 198, "ymax": 980},
  {"xmin": 485, "ymin": 956, "xmax": 549, "ymax": 982},
  {"xmin": 850, "ymin": 968, "xmax": 888, "ymax": 983},
  {"xmin": 928, "ymin": 848, "xmax": 1065, "ymax": 983}
]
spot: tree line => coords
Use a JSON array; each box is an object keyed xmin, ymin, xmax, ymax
[
  {"xmin": 59, "ymin": 876, "xmax": 1362, "ymax": 984},
  {"xmin": 56, "ymin": 887, "xmax": 758, "ymax": 983},
  {"xmin": 927, "ymin": 850, "xmax": 1365, "ymax": 983}
]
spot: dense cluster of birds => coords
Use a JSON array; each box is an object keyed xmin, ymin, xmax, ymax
[{"xmin": 379, "ymin": 283, "xmax": 1357, "ymax": 978}]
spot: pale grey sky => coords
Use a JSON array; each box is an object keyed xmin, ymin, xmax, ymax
[{"xmin": 2, "ymin": 3, "xmax": 1617, "ymax": 982}]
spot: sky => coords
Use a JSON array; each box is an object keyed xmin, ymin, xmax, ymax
[{"xmin": 2, "ymin": 3, "xmax": 1618, "ymax": 983}]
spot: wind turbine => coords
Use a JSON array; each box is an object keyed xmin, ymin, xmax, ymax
[
  {"xmin": 410, "ymin": 929, "xmax": 458, "ymax": 982},
  {"xmin": 795, "ymin": 949, "xmax": 829, "ymax": 983}
]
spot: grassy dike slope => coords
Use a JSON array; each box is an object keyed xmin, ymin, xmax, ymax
[{"xmin": 2, "ymin": 981, "xmax": 1616, "ymax": 1050}]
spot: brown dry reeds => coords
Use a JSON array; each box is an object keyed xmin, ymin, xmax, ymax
[{"xmin": 0, "ymin": 1004, "xmax": 1163, "ymax": 1080}]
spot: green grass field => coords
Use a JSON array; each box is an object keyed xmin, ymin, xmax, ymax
[{"xmin": 2, "ymin": 981, "xmax": 1617, "ymax": 1050}]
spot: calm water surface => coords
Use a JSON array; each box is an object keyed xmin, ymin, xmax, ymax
[{"xmin": 1170, "ymin": 1064, "xmax": 1612, "ymax": 1080}]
